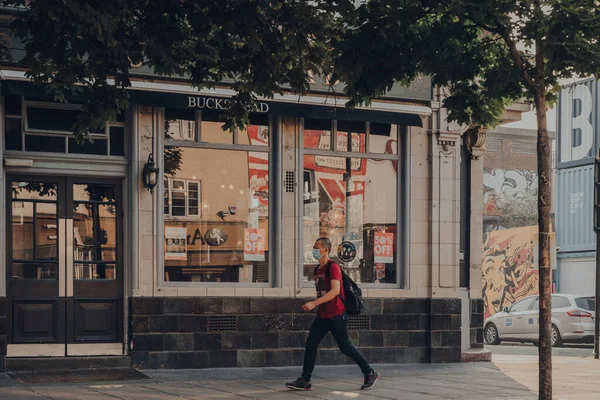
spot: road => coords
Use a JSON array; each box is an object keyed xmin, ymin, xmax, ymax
[{"xmin": 487, "ymin": 342, "xmax": 596, "ymax": 357}]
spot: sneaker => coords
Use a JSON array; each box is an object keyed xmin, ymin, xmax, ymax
[
  {"xmin": 361, "ymin": 370, "xmax": 380, "ymax": 390},
  {"xmin": 286, "ymin": 378, "xmax": 312, "ymax": 391}
]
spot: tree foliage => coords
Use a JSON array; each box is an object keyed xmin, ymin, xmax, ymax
[
  {"xmin": 335, "ymin": 1, "xmax": 600, "ymax": 128},
  {"xmin": 0, "ymin": 0, "xmax": 354, "ymax": 138}
]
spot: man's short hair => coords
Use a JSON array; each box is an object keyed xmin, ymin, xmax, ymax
[{"xmin": 315, "ymin": 237, "xmax": 332, "ymax": 254}]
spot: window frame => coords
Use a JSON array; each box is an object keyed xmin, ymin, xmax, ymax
[
  {"xmin": 4, "ymin": 97, "xmax": 126, "ymax": 157},
  {"xmin": 163, "ymin": 177, "xmax": 202, "ymax": 218},
  {"xmin": 298, "ymin": 119, "xmax": 408, "ymax": 289},
  {"xmin": 159, "ymin": 108, "xmax": 275, "ymax": 287}
]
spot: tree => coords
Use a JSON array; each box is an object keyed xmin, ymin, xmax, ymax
[
  {"xmin": 0, "ymin": 0, "xmax": 354, "ymax": 137},
  {"xmin": 333, "ymin": 2, "xmax": 600, "ymax": 399}
]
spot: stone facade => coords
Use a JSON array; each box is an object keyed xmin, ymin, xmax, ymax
[
  {"xmin": 470, "ymin": 298, "xmax": 484, "ymax": 349},
  {"xmin": 130, "ymin": 297, "xmax": 462, "ymax": 369}
]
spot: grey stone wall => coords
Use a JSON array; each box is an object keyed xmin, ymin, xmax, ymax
[
  {"xmin": 130, "ymin": 297, "xmax": 462, "ymax": 369},
  {"xmin": 470, "ymin": 298, "xmax": 485, "ymax": 348}
]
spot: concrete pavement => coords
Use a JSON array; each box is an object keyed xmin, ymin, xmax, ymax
[
  {"xmin": 487, "ymin": 343, "xmax": 595, "ymax": 358},
  {"xmin": 1, "ymin": 354, "xmax": 600, "ymax": 399}
]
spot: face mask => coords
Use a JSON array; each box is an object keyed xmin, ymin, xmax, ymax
[{"xmin": 312, "ymin": 249, "xmax": 322, "ymax": 260}]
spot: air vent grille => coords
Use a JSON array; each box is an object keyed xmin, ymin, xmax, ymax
[
  {"xmin": 285, "ymin": 171, "xmax": 295, "ymax": 193},
  {"xmin": 208, "ymin": 315, "xmax": 238, "ymax": 332},
  {"xmin": 348, "ymin": 315, "xmax": 371, "ymax": 331}
]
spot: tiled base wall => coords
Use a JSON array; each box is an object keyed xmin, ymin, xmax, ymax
[
  {"xmin": 130, "ymin": 297, "xmax": 462, "ymax": 369},
  {"xmin": 0, "ymin": 297, "xmax": 6, "ymax": 372},
  {"xmin": 470, "ymin": 298, "xmax": 484, "ymax": 348}
]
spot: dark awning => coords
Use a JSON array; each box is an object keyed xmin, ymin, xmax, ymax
[{"xmin": 2, "ymin": 79, "xmax": 427, "ymax": 127}]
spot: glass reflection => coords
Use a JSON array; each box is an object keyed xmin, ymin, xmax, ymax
[
  {"xmin": 303, "ymin": 155, "xmax": 397, "ymax": 284},
  {"xmin": 13, "ymin": 263, "xmax": 58, "ymax": 280},
  {"xmin": 73, "ymin": 183, "xmax": 118, "ymax": 280},
  {"xmin": 163, "ymin": 146, "xmax": 269, "ymax": 283}
]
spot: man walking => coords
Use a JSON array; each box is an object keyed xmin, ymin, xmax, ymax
[{"xmin": 286, "ymin": 237, "xmax": 379, "ymax": 391}]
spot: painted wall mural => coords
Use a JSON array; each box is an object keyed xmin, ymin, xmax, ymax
[
  {"xmin": 483, "ymin": 169, "xmax": 538, "ymax": 229},
  {"xmin": 482, "ymin": 226, "xmax": 540, "ymax": 320}
]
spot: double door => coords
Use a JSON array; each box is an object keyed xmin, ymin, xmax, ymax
[{"xmin": 6, "ymin": 175, "xmax": 124, "ymax": 357}]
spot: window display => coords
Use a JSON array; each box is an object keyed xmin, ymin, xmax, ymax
[
  {"xmin": 303, "ymin": 120, "xmax": 401, "ymax": 285},
  {"xmin": 163, "ymin": 111, "xmax": 270, "ymax": 283}
]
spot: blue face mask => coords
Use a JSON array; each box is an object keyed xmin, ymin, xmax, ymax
[{"xmin": 312, "ymin": 248, "xmax": 322, "ymax": 260}]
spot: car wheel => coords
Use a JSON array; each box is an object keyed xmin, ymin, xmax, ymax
[
  {"xmin": 485, "ymin": 323, "xmax": 501, "ymax": 345},
  {"xmin": 551, "ymin": 325, "xmax": 563, "ymax": 347}
]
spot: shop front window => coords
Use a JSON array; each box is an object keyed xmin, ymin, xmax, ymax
[
  {"xmin": 163, "ymin": 110, "xmax": 270, "ymax": 284},
  {"xmin": 303, "ymin": 120, "xmax": 401, "ymax": 285}
]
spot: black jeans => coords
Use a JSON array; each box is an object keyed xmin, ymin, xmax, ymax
[{"xmin": 302, "ymin": 313, "xmax": 372, "ymax": 380}]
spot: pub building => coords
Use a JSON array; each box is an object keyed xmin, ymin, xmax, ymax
[{"xmin": 0, "ymin": 61, "xmax": 491, "ymax": 370}]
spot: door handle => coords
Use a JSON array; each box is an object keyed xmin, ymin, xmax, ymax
[{"xmin": 517, "ymin": 317, "xmax": 523, "ymax": 320}]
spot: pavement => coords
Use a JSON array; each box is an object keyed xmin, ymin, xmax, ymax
[
  {"xmin": 487, "ymin": 343, "xmax": 595, "ymax": 358},
  {"xmin": 1, "ymin": 354, "xmax": 600, "ymax": 400}
]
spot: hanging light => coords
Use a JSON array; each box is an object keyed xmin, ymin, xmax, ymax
[
  {"xmin": 143, "ymin": 106, "xmax": 160, "ymax": 192},
  {"xmin": 142, "ymin": 153, "xmax": 159, "ymax": 192}
]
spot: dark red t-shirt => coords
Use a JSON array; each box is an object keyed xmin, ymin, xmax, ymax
[{"xmin": 314, "ymin": 261, "xmax": 345, "ymax": 318}]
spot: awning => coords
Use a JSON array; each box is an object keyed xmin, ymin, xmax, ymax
[{"xmin": 1, "ymin": 78, "xmax": 429, "ymax": 127}]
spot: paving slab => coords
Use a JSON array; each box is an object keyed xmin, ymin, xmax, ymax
[{"xmin": 1, "ymin": 355, "xmax": 600, "ymax": 399}]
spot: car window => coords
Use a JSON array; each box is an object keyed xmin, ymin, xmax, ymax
[
  {"xmin": 531, "ymin": 299, "xmax": 539, "ymax": 310},
  {"xmin": 576, "ymin": 297, "xmax": 595, "ymax": 311},
  {"xmin": 552, "ymin": 296, "xmax": 571, "ymax": 309},
  {"xmin": 510, "ymin": 298, "xmax": 534, "ymax": 312}
]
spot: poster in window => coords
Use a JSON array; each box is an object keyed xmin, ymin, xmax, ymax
[
  {"xmin": 247, "ymin": 125, "xmax": 269, "ymax": 217},
  {"xmin": 165, "ymin": 227, "xmax": 188, "ymax": 261},
  {"xmin": 374, "ymin": 232, "xmax": 394, "ymax": 263},
  {"xmin": 375, "ymin": 263, "xmax": 386, "ymax": 280},
  {"xmin": 244, "ymin": 228, "xmax": 265, "ymax": 261}
]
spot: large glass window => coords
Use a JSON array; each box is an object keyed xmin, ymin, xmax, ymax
[
  {"xmin": 302, "ymin": 120, "xmax": 402, "ymax": 285},
  {"xmin": 163, "ymin": 110, "xmax": 270, "ymax": 284}
]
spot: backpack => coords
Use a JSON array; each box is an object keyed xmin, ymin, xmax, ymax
[{"xmin": 314, "ymin": 261, "xmax": 363, "ymax": 315}]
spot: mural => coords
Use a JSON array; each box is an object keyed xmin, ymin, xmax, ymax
[
  {"xmin": 483, "ymin": 169, "xmax": 538, "ymax": 230},
  {"xmin": 482, "ymin": 226, "xmax": 540, "ymax": 320}
]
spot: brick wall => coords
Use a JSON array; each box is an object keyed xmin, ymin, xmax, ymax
[
  {"xmin": 130, "ymin": 297, "xmax": 462, "ymax": 369},
  {"xmin": 484, "ymin": 138, "xmax": 537, "ymax": 172}
]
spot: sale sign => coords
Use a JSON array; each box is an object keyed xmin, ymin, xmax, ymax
[
  {"xmin": 374, "ymin": 232, "xmax": 394, "ymax": 263},
  {"xmin": 244, "ymin": 228, "xmax": 265, "ymax": 261}
]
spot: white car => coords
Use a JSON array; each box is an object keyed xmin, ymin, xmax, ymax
[{"xmin": 484, "ymin": 294, "xmax": 595, "ymax": 347}]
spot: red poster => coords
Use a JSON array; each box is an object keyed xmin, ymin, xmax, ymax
[
  {"xmin": 374, "ymin": 232, "xmax": 394, "ymax": 263},
  {"xmin": 244, "ymin": 228, "xmax": 265, "ymax": 261}
]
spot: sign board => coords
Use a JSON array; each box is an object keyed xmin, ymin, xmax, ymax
[
  {"xmin": 374, "ymin": 232, "xmax": 394, "ymax": 263},
  {"xmin": 165, "ymin": 227, "xmax": 188, "ymax": 261},
  {"xmin": 244, "ymin": 228, "xmax": 265, "ymax": 261},
  {"xmin": 558, "ymin": 79, "xmax": 598, "ymax": 166}
]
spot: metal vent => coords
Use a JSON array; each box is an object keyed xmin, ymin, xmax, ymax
[
  {"xmin": 285, "ymin": 171, "xmax": 295, "ymax": 193},
  {"xmin": 208, "ymin": 315, "xmax": 238, "ymax": 332},
  {"xmin": 348, "ymin": 315, "xmax": 371, "ymax": 331}
]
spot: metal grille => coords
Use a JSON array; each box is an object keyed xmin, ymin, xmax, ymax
[
  {"xmin": 285, "ymin": 171, "xmax": 295, "ymax": 193},
  {"xmin": 347, "ymin": 315, "xmax": 371, "ymax": 331},
  {"xmin": 208, "ymin": 315, "xmax": 238, "ymax": 332}
]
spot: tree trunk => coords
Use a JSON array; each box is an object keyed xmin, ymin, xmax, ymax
[{"xmin": 534, "ymin": 92, "xmax": 552, "ymax": 400}]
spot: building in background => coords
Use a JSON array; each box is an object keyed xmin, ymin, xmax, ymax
[
  {"xmin": 555, "ymin": 79, "xmax": 598, "ymax": 296},
  {"xmin": 482, "ymin": 124, "xmax": 557, "ymax": 320}
]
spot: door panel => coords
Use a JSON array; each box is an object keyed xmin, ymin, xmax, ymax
[
  {"xmin": 7, "ymin": 177, "xmax": 65, "ymax": 348},
  {"xmin": 68, "ymin": 179, "xmax": 123, "ymax": 345},
  {"xmin": 7, "ymin": 175, "xmax": 123, "ymax": 356},
  {"xmin": 73, "ymin": 299, "xmax": 119, "ymax": 341},
  {"xmin": 13, "ymin": 300, "xmax": 59, "ymax": 342}
]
